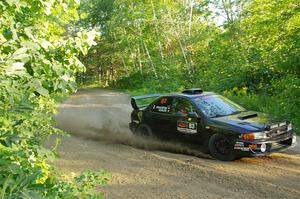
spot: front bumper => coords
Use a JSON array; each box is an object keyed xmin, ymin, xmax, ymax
[{"xmin": 233, "ymin": 131, "xmax": 296, "ymax": 157}]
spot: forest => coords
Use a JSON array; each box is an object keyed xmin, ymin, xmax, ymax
[
  {"xmin": 78, "ymin": 0, "xmax": 299, "ymax": 133},
  {"xmin": 0, "ymin": 0, "xmax": 299, "ymax": 198}
]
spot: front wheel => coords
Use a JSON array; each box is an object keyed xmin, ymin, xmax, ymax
[{"xmin": 209, "ymin": 134, "xmax": 236, "ymax": 161}]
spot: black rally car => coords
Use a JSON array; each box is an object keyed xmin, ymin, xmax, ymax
[{"xmin": 129, "ymin": 89, "xmax": 297, "ymax": 161}]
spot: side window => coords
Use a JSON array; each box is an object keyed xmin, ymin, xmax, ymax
[
  {"xmin": 151, "ymin": 97, "xmax": 173, "ymax": 114},
  {"xmin": 172, "ymin": 98, "xmax": 197, "ymax": 115}
]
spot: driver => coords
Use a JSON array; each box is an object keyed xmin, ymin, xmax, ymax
[{"xmin": 175, "ymin": 99, "xmax": 191, "ymax": 116}]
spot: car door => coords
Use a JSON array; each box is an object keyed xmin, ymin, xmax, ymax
[
  {"xmin": 171, "ymin": 97, "xmax": 202, "ymax": 142},
  {"xmin": 144, "ymin": 96, "xmax": 174, "ymax": 138}
]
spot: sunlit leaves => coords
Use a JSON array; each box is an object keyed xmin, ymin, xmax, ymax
[
  {"xmin": 31, "ymin": 79, "xmax": 49, "ymax": 97},
  {"xmin": 0, "ymin": 0, "xmax": 104, "ymax": 198}
]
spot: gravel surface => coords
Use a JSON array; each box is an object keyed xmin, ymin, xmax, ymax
[{"xmin": 52, "ymin": 88, "xmax": 300, "ymax": 199}]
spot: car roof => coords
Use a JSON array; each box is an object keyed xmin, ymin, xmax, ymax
[{"xmin": 162, "ymin": 91, "xmax": 216, "ymax": 99}]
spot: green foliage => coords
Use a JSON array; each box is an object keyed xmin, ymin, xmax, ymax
[
  {"xmin": 78, "ymin": 0, "xmax": 299, "ymax": 133},
  {"xmin": 45, "ymin": 170, "xmax": 111, "ymax": 199},
  {"xmin": 0, "ymin": 0, "xmax": 108, "ymax": 198}
]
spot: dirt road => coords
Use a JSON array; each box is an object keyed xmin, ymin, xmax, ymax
[{"xmin": 53, "ymin": 88, "xmax": 300, "ymax": 199}]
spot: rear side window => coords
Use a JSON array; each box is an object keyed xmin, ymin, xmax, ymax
[{"xmin": 151, "ymin": 97, "xmax": 173, "ymax": 114}]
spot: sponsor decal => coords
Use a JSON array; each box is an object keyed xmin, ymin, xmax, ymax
[
  {"xmin": 234, "ymin": 142, "xmax": 250, "ymax": 151},
  {"xmin": 178, "ymin": 121, "xmax": 187, "ymax": 127},
  {"xmin": 177, "ymin": 121, "xmax": 197, "ymax": 134},
  {"xmin": 154, "ymin": 105, "xmax": 171, "ymax": 113}
]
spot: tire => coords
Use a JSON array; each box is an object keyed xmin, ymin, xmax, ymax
[
  {"xmin": 208, "ymin": 134, "xmax": 236, "ymax": 161},
  {"xmin": 135, "ymin": 124, "xmax": 153, "ymax": 138}
]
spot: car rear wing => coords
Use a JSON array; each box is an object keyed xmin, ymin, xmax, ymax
[{"xmin": 131, "ymin": 94, "xmax": 161, "ymax": 110}]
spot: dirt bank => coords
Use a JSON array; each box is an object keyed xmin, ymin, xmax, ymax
[{"xmin": 53, "ymin": 88, "xmax": 300, "ymax": 199}]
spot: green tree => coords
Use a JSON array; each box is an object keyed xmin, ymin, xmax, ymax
[{"xmin": 78, "ymin": 0, "xmax": 299, "ymax": 131}]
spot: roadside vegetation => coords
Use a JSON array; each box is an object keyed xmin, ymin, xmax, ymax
[
  {"xmin": 77, "ymin": 0, "xmax": 300, "ymax": 133},
  {"xmin": 0, "ymin": 0, "xmax": 110, "ymax": 198}
]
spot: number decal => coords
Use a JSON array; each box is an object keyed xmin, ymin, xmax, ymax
[
  {"xmin": 188, "ymin": 123, "xmax": 195, "ymax": 129},
  {"xmin": 177, "ymin": 121, "xmax": 197, "ymax": 134}
]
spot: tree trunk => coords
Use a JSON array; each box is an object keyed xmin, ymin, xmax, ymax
[
  {"xmin": 151, "ymin": 0, "xmax": 164, "ymax": 62},
  {"xmin": 137, "ymin": 47, "xmax": 143, "ymax": 78},
  {"xmin": 122, "ymin": 57, "xmax": 129, "ymax": 77},
  {"xmin": 167, "ymin": 10, "xmax": 189, "ymax": 65},
  {"xmin": 144, "ymin": 42, "xmax": 158, "ymax": 78},
  {"xmin": 97, "ymin": 65, "xmax": 101, "ymax": 85},
  {"xmin": 188, "ymin": 0, "xmax": 193, "ymax": 37}
]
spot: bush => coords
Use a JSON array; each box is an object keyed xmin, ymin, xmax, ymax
[{"xmin": 0, "ymin": 0, "xmax": 110, "ymax": 198}]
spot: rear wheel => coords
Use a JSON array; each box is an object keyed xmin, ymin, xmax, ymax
[
  {"xmin": 209, "ymin": 134, "xmax": 236, "ymax": 161},
  {"xmin": 135, "ymin": 124, "xmax": 153, "ymax": 138}
]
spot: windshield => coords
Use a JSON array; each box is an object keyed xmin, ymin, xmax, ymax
[{"xmin": 194, "ymin": 95, "xmax": 246, "ymax": 118}]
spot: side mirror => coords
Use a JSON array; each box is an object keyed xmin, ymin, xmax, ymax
[{"xmin": 187, "ymin": 112, "xmax": 199, "ymax": 118}]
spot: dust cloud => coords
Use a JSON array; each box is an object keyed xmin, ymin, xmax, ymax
[{"xmin": 54, "ymin": 88, "xmax": 211, "ymax": 159}]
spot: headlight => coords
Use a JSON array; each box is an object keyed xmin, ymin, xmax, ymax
[
  {"xmin": 287, "ymin": 123, "xmax": 292, "ymax": 131},
  {"xmin": 241, "ymin": 132, "xmax": 267, "ymax": 140},
  {"xmin": 253, "ymin": 132, "xmax": 268, "ymax": 139}
]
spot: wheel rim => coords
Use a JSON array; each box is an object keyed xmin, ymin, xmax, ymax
[{"xmin": 215, "ymin": 138, "xmax": 232, "ymax": 155}]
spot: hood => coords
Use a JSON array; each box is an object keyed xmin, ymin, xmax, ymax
[{"xmin": 208, "ymin": 111, "xmax": 281, "ymax": 133}]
